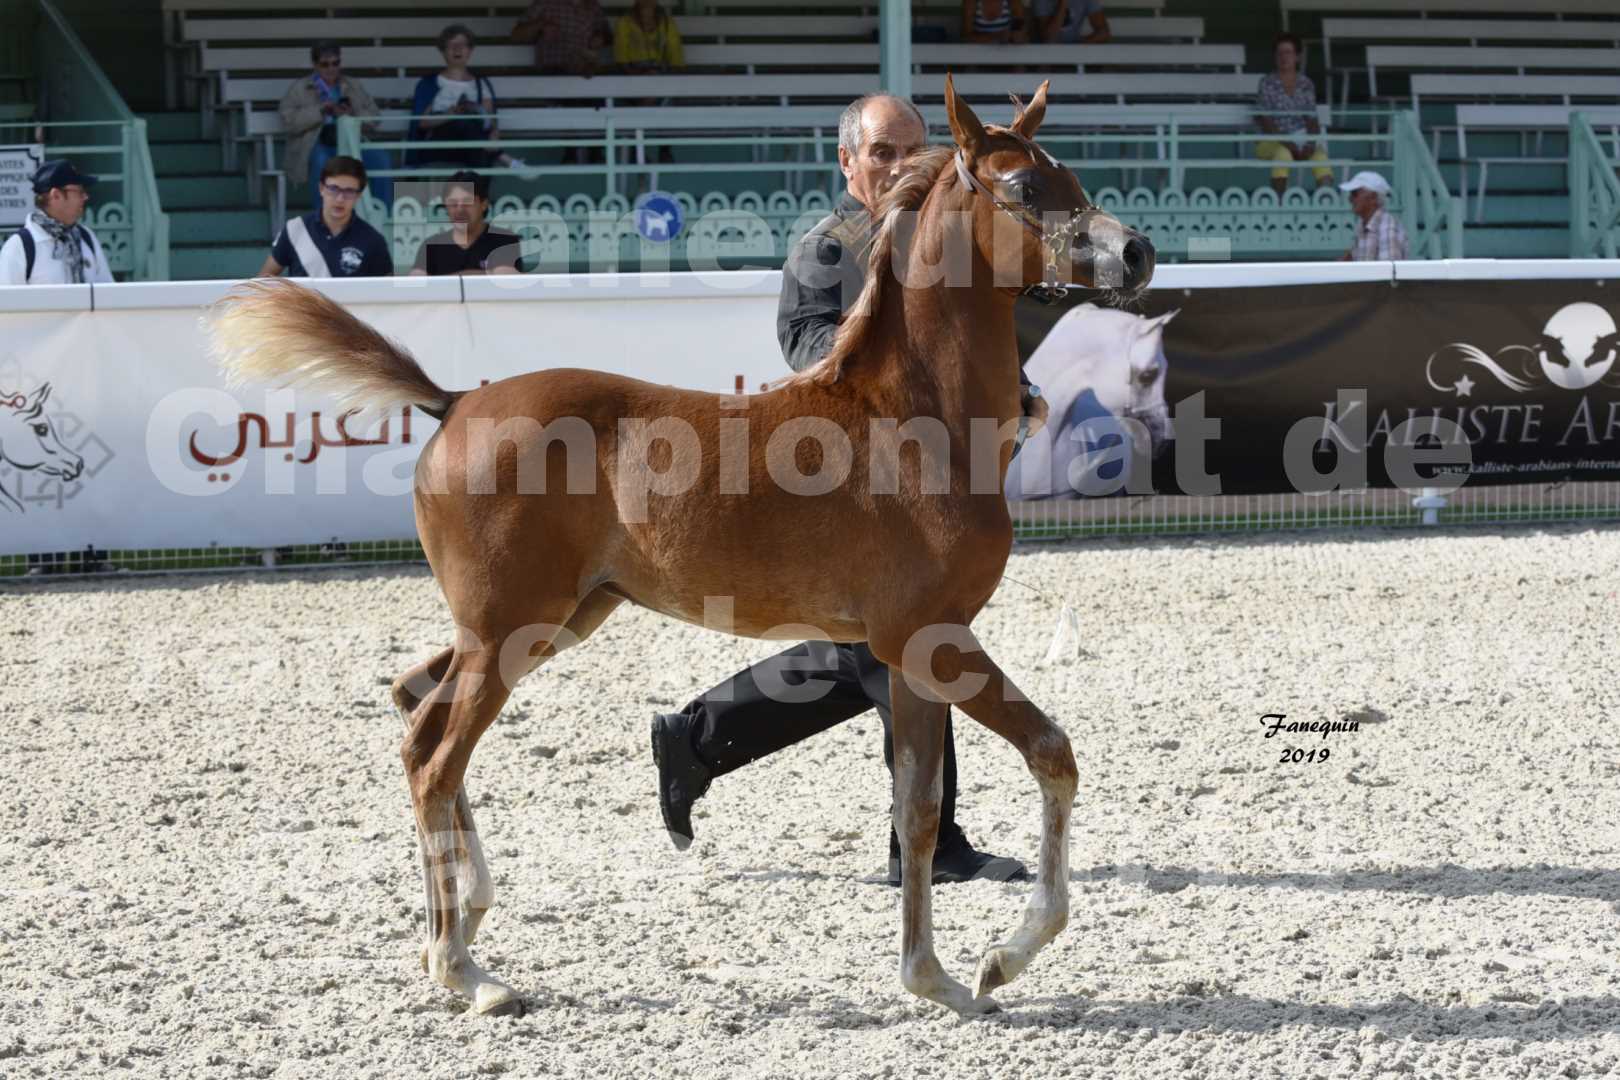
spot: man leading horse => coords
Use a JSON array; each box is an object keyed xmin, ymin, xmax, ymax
[{"xmin": 650, "ymin": 92, "xmax": 1047, "ymax": 887}]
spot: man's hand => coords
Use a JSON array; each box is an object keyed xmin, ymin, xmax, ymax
[
  {"xmin": 1020, "ymin": 384, "xmax": 1049, "ymax": 438},
  {"xmin": 321, "ymin": 102, "xmax": 338, "ymax": 116}
]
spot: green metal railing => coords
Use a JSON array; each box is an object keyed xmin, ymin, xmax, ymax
[
  {"xmin": 28, "ymin": 0, "xmax": 168, "ymax": 280},
  {"xmin": 1569, "ymin": 112, "xmax": 1620, "ymax": 260},
  {"xmin": 344, "ymin": 106, "xmax": 1462, "ymax": 268},
  {"xmin": 1392, "ymin": 110, "xmax": 1463, "ymax": 261}
]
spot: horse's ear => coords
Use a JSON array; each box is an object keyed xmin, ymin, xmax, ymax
[
  {"xmin": 944, "ymin": 74, "xmax": 988, "ymax": 160},
  {"xmin": 22, "ymin": 383, "xmax": 50, "ymax": 417},
  {"xmin": 1013, "ymin": 80, "xmax": 1049, "ymax": 139}
]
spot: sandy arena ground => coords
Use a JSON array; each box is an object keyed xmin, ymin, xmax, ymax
[{"xmin": 3, "ymin": 524, "xmax": 1619, "ymax": 1079}]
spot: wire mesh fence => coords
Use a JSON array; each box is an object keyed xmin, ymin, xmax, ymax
[{"xmin": 3, "ymin": 482, "xmax": 1615, "ymax": 581}]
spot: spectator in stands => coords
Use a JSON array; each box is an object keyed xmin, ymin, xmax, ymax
[
  {"xmin": 409, "ymin": 171, "xmax": 522, "ymax": 276},
  {"xmin": 1338, "ymin": 171, "xmax": 1408, "ymax": 261},
  {"xmin": 410, "ymin": 25, "xmax": 522, "ymax": 170},
  {"xmin": 0, "ymin": 161, "xmax": 113, "ymax": 285},
  {"xmin": 649, "ymin": 92, "xmax": 1037, "ymax": 889},
  {"xmin": 280, "ymin": 41, "xmax": 394, "ymax": 209},
  {"xmin": 962, "ymin": 0, "xmax": 1027, "ymax": 44},
  {"xmin": 513, "ymin": 0, "xmax": 611, "ymax": 76},
  {"xmin": 257, "ymin": 156, "xmax": 393, "ymax": 278},
  {"xmin": 1030, "ymin": 0, "xmax": 1110, "ymax": 45},
  {"xmin": 614, "ymin": 0, "xmax": 684, "ymax": 73},
  {"xmin": 1254, "ymin": 31, "xmax": 1333, "ymax": 196}
]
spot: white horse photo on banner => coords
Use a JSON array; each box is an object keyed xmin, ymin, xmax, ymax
[{"xmin": 1006, "ymin": 304, "xmax": 1177, "ymax": 501}]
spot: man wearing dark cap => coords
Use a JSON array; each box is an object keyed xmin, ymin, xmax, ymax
[{"xmin": 0, "ymin": 161, "xmax": 114, "ymax": 285}]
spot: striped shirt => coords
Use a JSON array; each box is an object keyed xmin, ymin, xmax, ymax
[
  {"xmin": 1349, "ymin": 207, "xmax": 1409, "ymax": 261},
  {"xmin": 972, "ymin": 0, "xmax": 1014, "ymax": 36}
]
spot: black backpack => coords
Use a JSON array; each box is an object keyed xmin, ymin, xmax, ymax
[{"xmin": 11, "ymin": 224, "xmax": 96, "ymax": 281}]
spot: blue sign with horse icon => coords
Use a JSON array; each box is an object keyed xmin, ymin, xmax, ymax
[{"xmin": 634, "ymin": 192, "xmax": 683, "ymax": 244}]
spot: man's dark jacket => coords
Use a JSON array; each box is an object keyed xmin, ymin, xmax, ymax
[{"xmin": 775, "ymin": 191, "xmax": 1033, "ymax": 391}]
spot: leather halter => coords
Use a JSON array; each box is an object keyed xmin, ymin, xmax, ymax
[
  {"xmin": 952, "ymin": 137, "xmax": 1069, "ymax": 456},
  {"xmin": 952, "ymin": 136, "xmax": 1089, "ymax": 302}
]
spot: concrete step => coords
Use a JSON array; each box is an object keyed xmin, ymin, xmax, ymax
[
  {"xmin": 138, "ymin": 111, "xmax": 204, "ymax": 141},
  {"xmin": 168, "ymin": 206, "xmax": 272, "ymax": 245},
  {"xmin": 1440, "ymin": 160, "xmax": 1565, "ymax": 193},
  {"xmin": 1460, "ymin": 224, "xmax": 1569, "ymax": 259},
  {"xmin": 157, "ymin": 172, "xmax": 249, "ymax": 209},
  {"xmin": 151, "ymin": 140, "xmax": 225, "ymax": 176},
  {"xmin": 170, "ymin": 242, "xmax": 265, "ymax": 281},
  {"xmin": 1467, "ymin": 191, "xmax": 1570, "ymax": 225}
]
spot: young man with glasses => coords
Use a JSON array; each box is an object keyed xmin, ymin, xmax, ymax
[
  {"xmin": 257, "ymin": 156, "xmax": 393, "ymax": 278},
  {"xmin": 0, "ymin": 161, "xmax": 114, "ymax": 285}
]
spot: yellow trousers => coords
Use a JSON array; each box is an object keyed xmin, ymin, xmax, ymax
[{"xmin": 1256, "ymin": 140, "xmax": 1333, "ymax": 184}]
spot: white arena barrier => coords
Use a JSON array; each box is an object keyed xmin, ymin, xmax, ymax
[{"xmin": 0, "ymin": 262, "xmax": 1615, "ymax": 564}]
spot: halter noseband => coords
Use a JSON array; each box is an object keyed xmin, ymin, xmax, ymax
[{"xmin": 952, "ymin": 139, "xmax": 1087, "ymax": 303}]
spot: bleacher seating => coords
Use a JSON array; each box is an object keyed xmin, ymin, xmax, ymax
[
  {"xmin": 1282, "ymin": 0, "xmax": 1620, "ymax": 30},
  {"xmin": 1322, "ymin": 17, "xmax": 1620, "ymax": 69},
  {"xmin": 198, "ymin": 42, "xmax": 1243, "ymax": 78},
  {"xmin": 1365, "ymin": 46, "xmax": 1620, "ymax": 100},
  {"xmin": 178, "ymin": 14, "xmax": 1204, "ymax": 47}
]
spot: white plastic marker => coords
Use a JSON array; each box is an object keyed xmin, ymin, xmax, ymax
[{"xmin": 1041, "ymin": 602, "xmax": 1082, "ymax": 666}]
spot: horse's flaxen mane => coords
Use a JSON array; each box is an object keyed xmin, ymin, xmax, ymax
[{"xmin": 793, "ymin": 145, "xmax": 958, "ymax": 386}]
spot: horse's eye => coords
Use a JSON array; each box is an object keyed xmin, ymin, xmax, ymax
[
  {"xmin": 1138, "ymin": 367, "xmax": 1161, "ymax": 386},
  {"xmin": 32, "ymin": 423, "xmax": 48, "ymax": 437}
]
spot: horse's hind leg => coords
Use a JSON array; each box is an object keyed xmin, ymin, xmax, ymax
[
  {"xmin": 887, "ymin": 668, "xmax": 1001, "ymax": 1016},
  {"xmin": 391, "ymin": 589, "xmax": 622, "ymax": 963},
  {"xmin": 394, "ymin": 647, "xmax": 495, "ymax": 951},
  {"xmin": 880, "ymin": 626, "xmax": 1077, "ymax": 1002}
]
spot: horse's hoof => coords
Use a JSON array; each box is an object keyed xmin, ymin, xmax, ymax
[
  {"xmin": 974, "ymin": 950, "xmax": 1011, "ymax": 998},
  {"xmin": 481, "ymin": 995, "xmax": 528, "ymax": 1019},
  {"xmin": 961, "ymin": 992, "xmax": 1002, "ymax": 1016}
]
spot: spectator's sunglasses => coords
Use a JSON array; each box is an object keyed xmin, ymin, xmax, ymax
[{"xmin": 315, "ymin": 54, "xmax": 342, "ymax": 70}]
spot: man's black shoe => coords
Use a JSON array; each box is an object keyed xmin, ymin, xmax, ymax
[
  {"xmin": 651, "ymin": 712, "xmax": 711, "ymax": 851},
  {"xmin": 886, "ymin": 827, "xmax": 1031, "ymax": 886}
]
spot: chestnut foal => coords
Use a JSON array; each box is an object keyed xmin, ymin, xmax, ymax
[{"xmin": 210, "ymin": 77, "xmax": 1154, "ymax": 1017}]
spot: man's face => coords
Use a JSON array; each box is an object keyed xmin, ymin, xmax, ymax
[
  {"xmin": 315, "ymin": 52, "xmax": 342, "ymax": 81},
  {"xmin": 444, "ymin": 186, "xmax": 487, "ymax": 226},
  {"xmin": 320, "ymin": 174, "xmax": 363, "ymax": 223},
  {"xmin": 839, "ymin": 99, "xmax": 927, "ymax": 211},
  {"xmin": 1350, "ymin": 188, "xmax": 1380, "ymax": 219},
  {"xmin": 46, "ymin": 184, "xmax": 89, "ymax": 226}
]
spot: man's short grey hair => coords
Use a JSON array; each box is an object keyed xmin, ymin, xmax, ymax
[{"xmin": 838, "ymin": 93, "xmax": 927, "ymax": 156}]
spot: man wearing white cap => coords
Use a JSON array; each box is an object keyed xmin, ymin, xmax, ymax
[{"xmin": 1338, "ymin": 171, "xmax": 1408, "ymax": 261}]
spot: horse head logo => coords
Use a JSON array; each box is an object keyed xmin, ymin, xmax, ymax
[
  {"xmin": 0, "ymin": 384, "xmax": 85, "ymax": 513},
  {"xmin": 1534, "ymin": 303, "xmax": 1620, "ymax": 391}
]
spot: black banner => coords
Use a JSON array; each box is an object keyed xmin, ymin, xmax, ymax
[{"xmin": 1012, "ymin": 279, "xmax": 1620, "ymax": 498}]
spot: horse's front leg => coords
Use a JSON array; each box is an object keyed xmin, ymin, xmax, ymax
[
  {"xmin": 887, "ymin": 623, "xmax": 1077, "ymax": 1001},
  {"xmin": 887, "ymin": 667, "xmax": 1000, "ymax": 1015}
]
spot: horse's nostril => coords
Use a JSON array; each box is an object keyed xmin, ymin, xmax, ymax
[{"xmin": 1122, "ymin": 235, "xmax": 1155, "ymax": 283}]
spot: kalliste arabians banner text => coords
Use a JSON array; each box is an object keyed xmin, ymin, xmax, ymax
[{"xmin": 1013, "ymin": 280, "xmax": 1620, "ymax": 499}]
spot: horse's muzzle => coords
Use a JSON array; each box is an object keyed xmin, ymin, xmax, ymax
[{"xmin": 1121, "ymin": 231, "xmax": 1155, "ymax": 293}]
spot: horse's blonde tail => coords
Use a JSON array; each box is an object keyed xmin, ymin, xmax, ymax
[{"xmin": 206, "ymin": 279, "xmax": 460, "ymax": 421}]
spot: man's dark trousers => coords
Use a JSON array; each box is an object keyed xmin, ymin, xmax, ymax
[{"xmin": 673, "ymin": 640, "xmax": 959, "ymax": 845}]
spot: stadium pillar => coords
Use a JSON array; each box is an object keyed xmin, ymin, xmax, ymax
[{"xmin": 880, "ymin": 0, "xmax": 912, "ymax": 99}]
